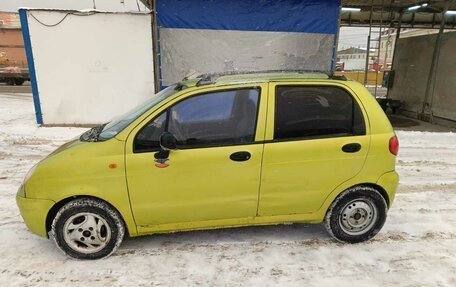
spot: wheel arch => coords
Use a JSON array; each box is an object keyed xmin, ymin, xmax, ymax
[
  {"xmin": 45, "ymin": 195, "xmax": 129, "ymax": 238},
  {"xmin": 325, "ymin": 183, "xmax": 390, "ymax": 215},
  {"xmin": 354, "ymin": 183, "xmax": 390, "ymax": 207}
]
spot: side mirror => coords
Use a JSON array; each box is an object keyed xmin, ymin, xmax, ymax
[{"xmin": 159, "ymin": 132, "xmax": 177, "ymax": 150}]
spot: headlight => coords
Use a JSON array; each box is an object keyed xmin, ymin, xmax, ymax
[{"xmin": 23, "ymin": 164, "xmax": 37, "ymax": 184}]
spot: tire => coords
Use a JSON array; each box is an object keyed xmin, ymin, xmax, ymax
[
  {"xmin": 51, "ymin": 198, "xmax": 125, "ymax": 260},
  {"xmin": 324, "ymin": 186, "xmax": 388, "ymax": 243},
  {"xmin": 14, "ymin": 79, "xmax": 24, "ymax": 86}
]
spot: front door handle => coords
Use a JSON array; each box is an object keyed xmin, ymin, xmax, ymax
[
  {"xmin": 342, "ymin": 143, "xmax": 362, "ymax": 153},
  {"xmin": 230, "ymin": 151, "xmax": 251, "ymax": 162}
]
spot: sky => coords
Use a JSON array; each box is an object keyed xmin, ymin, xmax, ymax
[{"xmin": 339, "ymin": 27, "xmax": 371, "ymax": 50}]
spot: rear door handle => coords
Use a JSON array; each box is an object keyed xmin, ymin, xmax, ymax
[
  {"xmin": 230, "ymin": 151, "xmax": 251, "ymax": 162},
  {"xmin": 342, "ymin": 143, "xmax": 362, "ymax": 153}
]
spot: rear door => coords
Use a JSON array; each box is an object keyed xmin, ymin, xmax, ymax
[{"xmin": 258, "ymin": 82, "xmax": 370, "ymax": 216}]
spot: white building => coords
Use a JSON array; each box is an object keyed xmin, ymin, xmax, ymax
[{"xmin": 337, "ymin": 47, "xmax": 375, "ymax": 71}]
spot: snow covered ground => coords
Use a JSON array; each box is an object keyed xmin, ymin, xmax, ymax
[{"xmin": 1, "ymin": 93, "xmax": 455, "ymax": 286}]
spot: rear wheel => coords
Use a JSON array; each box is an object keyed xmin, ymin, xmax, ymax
[
  {"xmin": 51, "ymin": 198, "xmax": 125, "ymax": 259},
  {"xmin": 324, "ymin": 186, "xmax": 388, "ymax": 243}
]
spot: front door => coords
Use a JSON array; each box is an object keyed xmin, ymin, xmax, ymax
[
  {"xmin": 125, "ymin": 85, "xmax": 268, "ymax": 227},
  {"xmin": 258, "ymin": 83, "xmax": 370, "ymax": 216}
]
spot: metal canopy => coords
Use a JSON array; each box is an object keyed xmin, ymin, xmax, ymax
[{"xmin": 341, "ymin": 0, "xmax": 456, "ymax": 28}]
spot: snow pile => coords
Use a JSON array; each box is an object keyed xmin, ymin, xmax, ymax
[{"xmin": 0, "ymin": 94, "xmax": 455, "ymax": 286}]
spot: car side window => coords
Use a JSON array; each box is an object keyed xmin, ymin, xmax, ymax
[
  {"xmin": 274, "ymin": 86, "xmax": 366, "ymax": 141},
  {"xmin": 134, "ymin": 111, "xmax": 168, "ymax": 152},
  {"xmin": 134, "ymin": 88, "xmax": 260, "ymax": 152},
  {"xmin": 169, "ymin": 88, "xmax": 259, "ymax": 148}
]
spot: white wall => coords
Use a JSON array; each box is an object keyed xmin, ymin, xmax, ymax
[
  {"xmin": 340, "ymin": 58, "xmax": 367, "ymax": 71},
  {"xmin": 26, "ymin": 10, "xmax": 154, "ymax": 125},
  {"xmin": 390, "ymin": 31, "xmax": 456, "ymax": 122},
  {"xmin": 4, "ymin": 0, "xmax": 149, "ymax": 13}
]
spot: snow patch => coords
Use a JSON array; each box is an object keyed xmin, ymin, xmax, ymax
[{"xmin": 0, "ymin": 94, "xmax": 455, "ymax": 286}]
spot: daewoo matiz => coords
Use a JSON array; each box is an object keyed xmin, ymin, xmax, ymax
[{"xmin": 17, "ymin": 72, "xmax": 399, "ymax": 259}]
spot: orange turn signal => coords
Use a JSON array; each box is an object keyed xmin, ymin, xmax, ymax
[{"xmin": 108, "ymin": 163, "xmax": 118, "ymax": 169}]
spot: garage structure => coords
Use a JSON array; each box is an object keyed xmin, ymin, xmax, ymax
[
  {"xmin": 19, "ymin": 0, "xmax": 456, "ymax": 126},
  {"xmin": 145, "ymin": 0, "xmax": 456, "ymax": 127},
  {"xmin": 338, "ymin": 0, "xmax": 456, "ymax": 126},
  {"xmin": 137, "ymin": 0, "xmax": 456, "ymax": 127},
  {"xmin": 20, "ymin": 0, "xmax": 340, "ymax": 125}
]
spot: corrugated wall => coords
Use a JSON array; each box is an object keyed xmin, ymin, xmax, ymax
[{"xmin": 389, "ymin": 31, "xmax": 456, "ymax": 122}]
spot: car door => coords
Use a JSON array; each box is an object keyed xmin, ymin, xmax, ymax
[
  {"xmin": 125, "ymin": 84, "xmax": 268, "ymax": 229},
  {"xmin": 258, "ymin": 82, "xmax": 370, "ymax": 216}
]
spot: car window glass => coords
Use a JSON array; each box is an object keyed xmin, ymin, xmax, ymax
[
  {"xmin": 169, "ymin": 89, "xmax": 259, "ymax": 148},
  {"xmin": 274, "ymin": 86, "xmax": 365, "ymax": 140},
  {"xmin": 173, "ymin": 91, "xmax": 235, "ymax": 122},
  {"xmin": 99, "ymin": 85, "xmax": 177, "ymax": 140},
  {"xmin": 134, "ymin": 88, "xmax": 260, "ymax": 152},
  {"xmin": 134, "ymin": 111, "xmax": 167, "ymax": 152}
]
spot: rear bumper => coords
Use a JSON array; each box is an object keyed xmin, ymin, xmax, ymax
[
  {"xmin": 376, "ymin": 170, "xmax": 399, "ymax": 207},
  {"xmin": 16, "ymin": 193, "xmax": 55, "ymax": 238}
]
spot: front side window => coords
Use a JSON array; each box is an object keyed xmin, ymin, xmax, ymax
[
  {"xmin": 135, "ymin": 111, "xmax": 168, "ymax": 151},
  {"xmin": 99, "ymin": 85, "xmax": 177, "ymax": 140},
  {"xmin": 274, "ymin": 86, "xmax": 365, "ymax": 140},
  {"xmin": 134, "ymin": 88, "xmax": 260, "ymax": 152}
]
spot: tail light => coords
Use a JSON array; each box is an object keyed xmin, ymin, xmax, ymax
[{"xmin": 389, "ymin": 135, "xmax": 399, "ymax": 156}]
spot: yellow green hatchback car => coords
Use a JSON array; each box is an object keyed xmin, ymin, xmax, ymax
[{"xmin": 17, "ymin": 72, "xmax": 399, "ymax": 259}]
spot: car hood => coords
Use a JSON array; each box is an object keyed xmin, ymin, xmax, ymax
[{"xmin": 46, "ymin": 137, "xmax": 83, "ymax": 159}]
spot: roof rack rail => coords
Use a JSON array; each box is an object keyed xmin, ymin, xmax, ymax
[
  {"xmin": 188, "ymin": 70, "xmax": 344, "ymax": 86},
  {"xmin": 330, "ymin": 74, "xmax": 347, "ymax": 81}
]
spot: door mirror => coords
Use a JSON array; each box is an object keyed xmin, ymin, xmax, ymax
[{"xmin": 160, "ymin": 132, "xmax": 177, "ymax": 150}]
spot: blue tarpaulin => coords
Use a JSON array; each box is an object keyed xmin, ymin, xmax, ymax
[
  {"xmin": 156, "ymin": 0, "xmax": 339, "ymax": 34},
  {"xmin": 156, "ymin": 0, "xmax": 341, "ymax": 86}
]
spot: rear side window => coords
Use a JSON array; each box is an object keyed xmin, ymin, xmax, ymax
[{"xmin": 274, "ymin": 86, "xmax": 365, "ymax": 140}]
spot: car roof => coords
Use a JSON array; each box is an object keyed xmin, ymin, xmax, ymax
[{"xmin": 176, "ymin": 71, "xmax": 348, "ymax": 90}]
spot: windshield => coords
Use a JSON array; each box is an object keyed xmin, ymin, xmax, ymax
[{"xmin": 98, "ymin": 85, "xmax": 178, "ymax": 140}]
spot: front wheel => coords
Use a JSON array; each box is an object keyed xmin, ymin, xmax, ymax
[
  {"xmin": 51, "ymin": 198, "xmax": 125, "ymax": 259},
  {"xmin": 324, "ymin": 186, "xmax": 388, "ymax": 243}
]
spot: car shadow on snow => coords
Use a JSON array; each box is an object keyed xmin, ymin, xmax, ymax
[{"xmin": 117, "ymin": 223, "xmax": 332, "ymax": 255}]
